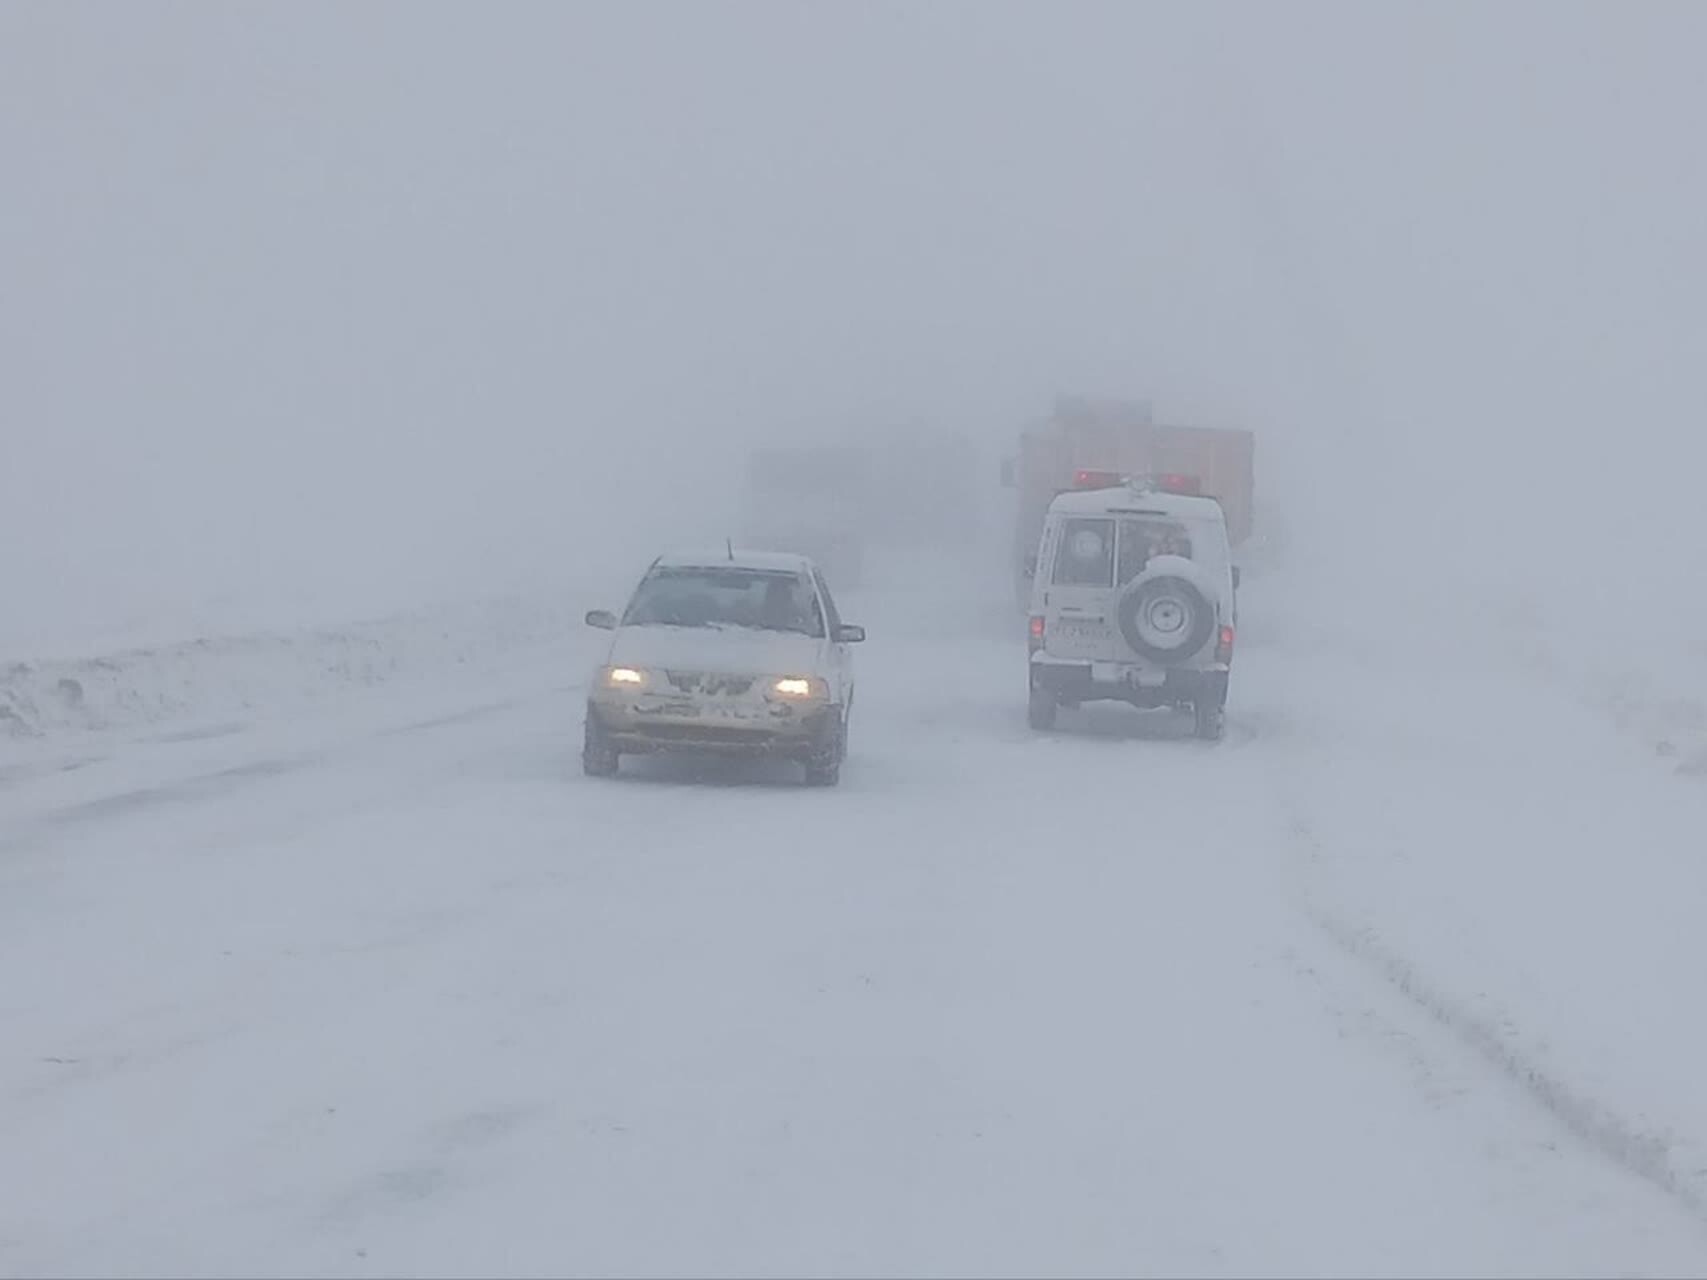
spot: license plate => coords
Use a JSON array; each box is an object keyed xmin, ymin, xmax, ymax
[
  {"xmin": 642, "ymin": 700, "xmax": 699, "ymax": 718},
  {"xmin": 1056, "ymin": 620, "xmax": 1108, "ymax": 643}
]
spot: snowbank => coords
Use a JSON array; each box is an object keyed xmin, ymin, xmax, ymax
[
  {"xmin": 0, "ymin": 596, "xmax": 572, "ymax": 747},
  {"xmin": 1504, "ymin": 589, "xmax": 1707, "ymax": 780}
]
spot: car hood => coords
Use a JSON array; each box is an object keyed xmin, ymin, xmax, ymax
[{"xmin": 605, "ymin": 624, "xmax": 826, "ymax": 676}]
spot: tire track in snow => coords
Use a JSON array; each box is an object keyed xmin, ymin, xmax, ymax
[
  {"xmin": 0, "ymin": 691, "xmax": 551, "ymax": 860},
  {"xmin": 0, "ymin": 751, "xmax": 326, "ymax": 857},
  {"xmin": 1287, "ymin": 813, "xmax": 1707, "ymax": 1226}
]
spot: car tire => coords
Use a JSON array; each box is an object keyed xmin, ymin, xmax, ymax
[
  {"xmin": 804, "ymin": 709, "xmax": 846, "ymax": 786},
  {"xmin": 583, "ymin": 712, "xmax": 620, "ymax": 777},
  {"xmin": 1117, "ymin": 573, "xmax": 1215, "ymax": 665},
  {"xmin": 1192, "ymin": 696, "xmax": 1225, "ymax": 741},
  {"xmin": 1028, "ymin": 688, "xmax": 1058, "ymax": 731}
]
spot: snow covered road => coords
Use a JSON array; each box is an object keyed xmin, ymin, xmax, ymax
[{"xmin": 4, "ymin": 574, "xmax": 1707, "ymax": 1277}]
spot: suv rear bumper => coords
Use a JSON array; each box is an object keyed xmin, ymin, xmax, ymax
[{"xmin": 1030, "ymin": 658, "xmax": 1227, "ymax": 709}]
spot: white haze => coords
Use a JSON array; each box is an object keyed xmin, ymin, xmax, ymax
[{"xmin": 5, "ymin": 1, "xmax": 1705, "ymax": 661}]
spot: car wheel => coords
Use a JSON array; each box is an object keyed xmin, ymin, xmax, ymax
[
  {"xmin": 1192, "ymin": 696, "xmax": 1224, "ymax": 741},
  {"xmin": 583, "ymin": 712, "xmax": 620, "ymax": 777},
  {"xmin": 1028, "ymin": 688, "xmax": 1058, "ymax": 731},
  {"xmin": 804, "ymin": 710, "xmax": 846, "ymax": 786}
]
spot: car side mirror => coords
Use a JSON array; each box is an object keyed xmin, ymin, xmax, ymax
[
  {"xmin": 585, "ymin": 609, "xmax": 617, "ymax": 630},
  {"xmin": 834, "ymin": 624, "xmax": 866, "ymax": 644},
  {"xmin": 1231, "ymin": 566, "xmax": 1242, "ymax": 590}
]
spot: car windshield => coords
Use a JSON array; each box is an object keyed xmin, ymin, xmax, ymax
[{"xmin": 623, "ymin": 567, "xmax": 825, "ymax": 636}]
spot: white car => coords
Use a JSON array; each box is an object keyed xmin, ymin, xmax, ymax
[
  {"xmin": 1026, "ymin": 474, "xmax": 1239, "ymax": 739},
  {"xmin": 583, "ymin": 549, "xmax": 865, "ymax": 785}
]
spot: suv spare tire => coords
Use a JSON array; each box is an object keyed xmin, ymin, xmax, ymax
[{"xmin": 1116, "ymin": 556, "xmax": 1216, "ymax": 664}]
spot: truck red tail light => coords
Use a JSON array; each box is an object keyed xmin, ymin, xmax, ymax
[
  {"xmin": 1157, "ymin": 473, "xmax": 1202, "ymax": 494},
  {"xmin": 1073, "ymin": 469, "xmax": 1123, "ymax": 489},
  {"xmin": 1029, "ymin": 615, "xmax": 1046, "ymax": 652},
  {"xmin": 1215, "ymin": 624, "xmax": 1235, "ymax": 663}
]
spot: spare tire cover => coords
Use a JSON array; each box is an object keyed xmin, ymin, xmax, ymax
[{"xmin": 1116, "ymin": 556, "xmax": 1216, "ymax": 664}]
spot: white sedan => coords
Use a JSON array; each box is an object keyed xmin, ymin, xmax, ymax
[{"xmin": 582, "ymin": 548, "xmax": 864, "ymax": 785}]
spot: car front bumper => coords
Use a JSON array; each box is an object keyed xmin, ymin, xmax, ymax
[{"xmin": 588, "ymin": 692, "xmax": 839, "ymax": 758}]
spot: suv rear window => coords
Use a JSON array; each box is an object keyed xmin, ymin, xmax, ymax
[
  {"xmin": 1052, "ymin": 518, "xmax": 1115, "ymax": 586},
  {"xmin": 1117, "ymin": 518, "xmax": 1193, "ymax": 585}
]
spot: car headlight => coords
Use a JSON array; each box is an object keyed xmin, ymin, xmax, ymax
[
  {"xmin": 601, "ymin": 665, "xmax": 649, "ymax": 689},
  {"xmin": 768, "ymin": 676, "xmax": 826, "ymax": 700}
]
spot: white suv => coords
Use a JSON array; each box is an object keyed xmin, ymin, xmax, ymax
[
  {"xmin": 1026, "ymin": 477, "xmax": 1238, "ymax": 739},
  {"xmin": 583, "ymin": 549, "xmax": 865, "ymax": 785}
]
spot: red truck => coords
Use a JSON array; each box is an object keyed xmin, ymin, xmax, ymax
[{"xmin": 1001, "ymin": 396, "xmax": 1256, "ymax": 608}]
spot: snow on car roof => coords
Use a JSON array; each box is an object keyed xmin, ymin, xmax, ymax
[
  {"xmin": 1048, "ymin": 484, "xmax": 1226, "ymax": 522},
  {"xmin": 653, "ymin": 548, "xmax": 817, "ymax": 574}
]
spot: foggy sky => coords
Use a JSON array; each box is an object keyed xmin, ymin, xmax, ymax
[{"xmin": 5, "ymin": 1, "xmax": 1705, "ymax": 655}]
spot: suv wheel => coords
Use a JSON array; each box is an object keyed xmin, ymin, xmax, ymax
[
  {"xmin": 583, "ymin": 711, "xmax": 620, "ymax": 777},
  {"xmin": 1192, "ymin": 696, "xmax": 1225, "ymax": 741},
  {"xmin": 1028, "ymin": 687, "xmax": 1058, "ymax": 731}
]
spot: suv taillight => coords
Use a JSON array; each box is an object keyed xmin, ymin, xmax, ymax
[
  {"xmin": 1029, "ymin": 615, "xmax": 1046, "ymax": 653},
  {"xmin": 1215, "ymin": 624, "xmax": 1235, "ymax": 663}
]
